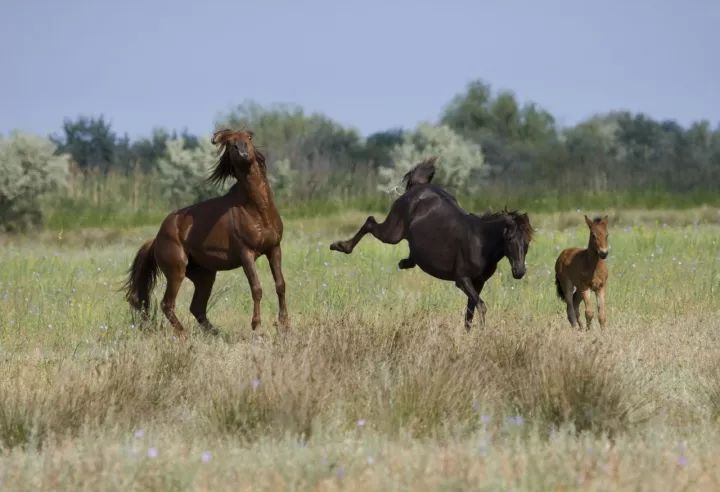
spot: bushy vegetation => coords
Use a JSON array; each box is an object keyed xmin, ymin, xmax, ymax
[
  {"xmin": 378, "ymin": 123, "xmax": 484, "ymax": 193},
  {"xmin": 0, "ymin": 132, "xmax": 70, "ymax": 231},
  {"xmin": 156, "ymin": 137, "xmax": 219, "ymax": 205},
  {"xmin": 3, "ymin": 78, "xmax": 717, "ymax": 231}
]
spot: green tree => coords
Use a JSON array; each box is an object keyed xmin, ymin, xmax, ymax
[
  {"xmin": 0, "ymin": 132, "xmax": 71, "ymax": 231},
  {"xmin": 364, "ymin": 129, "xmax": 405, "ymax": 169},
  {"xmin": 52, "ymin": 116, "xmax": 118, "ymax": 171}
]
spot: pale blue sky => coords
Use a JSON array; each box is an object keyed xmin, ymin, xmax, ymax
[{"xmin": 1, "ymin": 0, "xmax": 718, "ymax": 138}]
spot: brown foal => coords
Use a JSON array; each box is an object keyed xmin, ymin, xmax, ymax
[
  {"xmin": 554, "ymin": 215, "xmax": 609, "ymax": 329},
  {"xmin": 124, "ymin": 129, "xmax": 288, "ymax": 337}
]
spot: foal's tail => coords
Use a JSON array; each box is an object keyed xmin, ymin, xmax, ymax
[
  {"xmin": 555, "ymin": 275, "xmax": 565, "ymax": 300},
  {"xmin": 402, "ymin": 156, "xmax": 438, "ymax": 191},
  {"xmin": 124, "ymin": 239, "xmax": 159, "ymax": 313}
]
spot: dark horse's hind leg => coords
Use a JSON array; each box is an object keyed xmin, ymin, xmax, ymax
[
  {"xmin": 458, "ymin": 278, "xmax": 487, "ymax": 330},
  {"xmin": 330, "ymin": 212, "xmax": 404, "ymax": 254},
  {"xmin": 187, "ymin": 265, "xmax": 218, "ymax": 335}
]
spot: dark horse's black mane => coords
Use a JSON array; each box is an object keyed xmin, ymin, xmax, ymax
[{"xmin": 472, "ymin": 210, "xmax": 534, "ymax": 242}]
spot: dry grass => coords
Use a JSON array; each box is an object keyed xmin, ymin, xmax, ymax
[{"xmin": 1, "ymin": 209, "xmax": 719, "ymax": 490}]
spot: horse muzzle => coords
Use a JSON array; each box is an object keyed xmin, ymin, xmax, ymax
[
  {"xmin": 512, "ymin": 267, "xmax": 526, "ymax": 279},
  {"xmin": 598, "ymin": 250, "xmax": 609, "ymax": 259}
]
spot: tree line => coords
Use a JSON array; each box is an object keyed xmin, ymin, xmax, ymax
[{"xmin": 1, "ymin": 79, "xmax": 719, "ymax": 230}]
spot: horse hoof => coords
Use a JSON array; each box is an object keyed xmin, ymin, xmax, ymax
[{"xmin": 329, "ymin": 242, "xmax": 348, "ymax": 253}]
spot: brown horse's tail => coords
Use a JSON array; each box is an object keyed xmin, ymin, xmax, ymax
[
  {"xmin": 555, "ymin": 275, "xmax": 565, "ymax": 300},
  {"xmin": 124, "ymin": 239, "xmax": 159, "ymax": 313}
]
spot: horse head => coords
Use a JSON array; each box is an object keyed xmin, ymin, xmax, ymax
[
  {"xmin": 585, "ymin": 215, "xmax": 609, "ymax": 259},
  {"xmin": 503, "ymin": 212, "xmax": 533, "ymax": 279},
  {"xmin": 209, "ymin": 129, "xmax": 267, "ymax": 184}
]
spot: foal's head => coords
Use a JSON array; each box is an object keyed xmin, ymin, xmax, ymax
[
  {"xmin": 585, "ymin": 215, "xmax": 609, "ymax": 259},
  {"xmin": 503, "ymin": 212, "xmax": 534, "ymax": 279},
  {"xmin": 209, "ymin": 129, "xmax": 266, "ymax": 184}
]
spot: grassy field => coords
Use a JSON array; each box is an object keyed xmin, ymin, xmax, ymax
[{"xmin": 1, "ymin": 208, "xmax": 720, "ymax": 490}]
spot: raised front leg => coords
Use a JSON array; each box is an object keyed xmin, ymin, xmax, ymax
[
  {"xmin": 330, "ymin": 212, "xmax": 404, "ymax": 254},
  {"xmin": 241, "ymin": 251, "xmax": 263, "ymax": 331},
  {"xmin": 596, "ymin": 287, "xmax": 607, "ymax": 328},
  {"xmin": 267, "ymin": 246, "xmax": 289, "ymax": 330}
]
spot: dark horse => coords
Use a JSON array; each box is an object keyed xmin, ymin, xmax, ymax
[
  {"xmin": 124, "ymin": 129, "xmax": 288, "ymax": 338},
  {"xmin": 330, "ymin": 158, "xmax": 533, "ymax": 329}
]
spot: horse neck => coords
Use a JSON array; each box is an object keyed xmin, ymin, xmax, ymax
[
  {"xmin": 585, "ymin": 236, "xmax": 601, "ymax": 264},
  {"xmin": 474, "ymin": 217, "xmax": 507, "ymax": 263},
  {"xmin": 229, "ymin": 163, "xmax": 276, "ymax": 212}
]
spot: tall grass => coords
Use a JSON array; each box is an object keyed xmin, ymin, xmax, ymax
[
  {"xmin": 1, "ymin": 211, "xmax": 719, "ymax": 489},
  {"xmin": 41, "ymin": 170, "xmax": 720, "ymax": 230}
]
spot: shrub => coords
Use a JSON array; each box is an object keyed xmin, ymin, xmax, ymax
[
  {"xmin": 156, "ymin": 137, "xmax": 220, "ymax": 205},
  {"xmin": 379, "ymin": 123, "xmax": 484, "ymax": 193},
  {"xmin": 0, "ymin": 132, "xmax": 70, "ymax": 231}
]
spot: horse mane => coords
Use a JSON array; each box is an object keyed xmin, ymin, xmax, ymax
[
  {"xmin": 402, "ymin": 157, "xmax": 438, "ymax": 191},
  {"xmin": 476, "ymin": 209, "xmax": 534, "ymax": 241},
  {"xmin": 208, "ymin": 129, "xmax": 267, "ymax": 186}
]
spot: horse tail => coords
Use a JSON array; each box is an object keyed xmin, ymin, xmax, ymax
[
  {"xmin": 402, "ymin": 156, "xmax": 438, "ymax": 191},
  {"xmin": 124, "ymin": 239, "xmax": 159, "ymax": 313},
  {"xmin": 555, "ymin": 275, "xmax": 565, "ymax": 300}
]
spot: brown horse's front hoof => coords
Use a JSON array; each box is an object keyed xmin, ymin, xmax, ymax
[
  {"xmin": 329, "ymin": 241, "xmax": 349, "ymax": 253},
  {"xmin": 251, "ymin": 320, "xmax": 261, "ymax": 331}
]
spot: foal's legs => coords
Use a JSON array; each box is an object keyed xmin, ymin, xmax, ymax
[
  {"xmin": 330, "ymin": 203, "xmax": 405, "ymax": 254},
  {"xmin": 267, "ymin": 245, "xmax": 289, "ymax": 329},
  {"xmin": 186, "ymin": 265, "xmax": 218, "ymax": 335},
  {"xmin": 596, "ymin": 288, "xmax": 607, "ymax": 327},
  {"xmin": 240, "ymin": 250, "xmax": 263, "ymax": 331},
  {"xmin": 155, "ymin": 240, "xmax": 189, "ymax": 339},
  {"xmin": 572, "ymin": 291, "xmax": 583, "ymax": 327},
  {"xmin": 561, "ymin": 280, "xmax": 579, "ymax": 328},
  {"xmin": 581, "ymin": 289, "xmax": 594, "ymax": 328}
]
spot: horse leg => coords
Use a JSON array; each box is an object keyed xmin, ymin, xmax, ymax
[
  {"xmin": 572, "ymin": 291, "xmax": 583, "ymax": 328},
  {"xmin": 267, "ymin": 245, "xmax": 289, "ymax": 330},
  {"xmin": 561, "ymin": 280, "xmax": 579, "ymax": 328},
  {"xmin": 187, "ymin": 266, "xmax": 218, "ymax": 335},
  {"xmin": 155, "ymin": 239, "xmax": 188, "ymax": 339},
  {"xmin": 241, "ymin": 251, "xmax": 263, "ymax": 331},
  {"xmin": 596, "ymin": 287, "xmax": 607, "ymax": 328},
  {"xmin": 582, "ymin": 290, "xmax": 594, "ymax": 329},
  {"xmin": 474, "ymin": 279, "xmax": 488, "ymax": 327},
  {"xmin": 456, "ymin": 277, "xmax": 480, "ymax": 331},
  {"xmin": 398, "ymin": 257, "xmax": 416, "ymax": 269},
  {"xmin": 330, "ymin": 203, "xmax": 405, "ymax": 254}
]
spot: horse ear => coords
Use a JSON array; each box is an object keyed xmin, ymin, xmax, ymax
[
  {"xmin": 602, "ymin": 215, "xmax": 609, "ymax": 224},
  {"xmin": 584, "ymin": 215, "xmax": 593, "ymax": 228}
]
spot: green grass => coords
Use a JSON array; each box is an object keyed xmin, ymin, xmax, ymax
[
  {"xmin": 1, "ymin": 210, "xmax": 720, "ymax": 489},
  {"xmin": 40, "ymin": 171, "xmax": 720, "ymax": 230}
]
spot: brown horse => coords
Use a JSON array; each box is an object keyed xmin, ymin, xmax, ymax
[
  {"xmin": 330, "ymin": 158, "xmax": 533, "ymax": 330},
  {"xmin": 124, "ymin": 129, "xmax": 288, "ymax": 337},
  {"xmin": 554, "ymin": 215, "xmax": 609, "ymax": 329}
]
